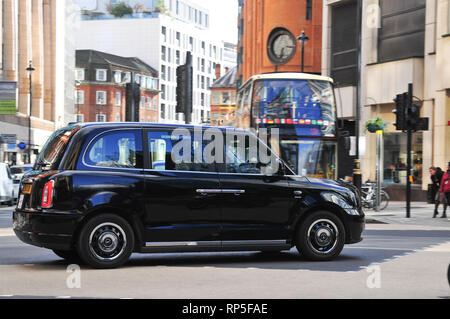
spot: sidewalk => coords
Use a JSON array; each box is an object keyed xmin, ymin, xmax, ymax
[{"xmin": 364, "ymin": 201, "xmax": 450, "ymax": 227}]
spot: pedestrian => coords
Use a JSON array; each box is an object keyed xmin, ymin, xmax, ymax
[
  {"xmin": 439, "ymin": 162, "xmax": 450, "ymax": 218},
  {"xmin": 429, "ymin": 166, "xmax": 446, "ymax": 217}
]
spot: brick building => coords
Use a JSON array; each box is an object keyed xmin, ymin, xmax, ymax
[
  {"xmin": 74, "ymin": 50, "xmax": 159, "ymax": 123},
  {"xmin": 236, "ymin": 0, "xmax": 323, "ymax": 88},
  {"xmin": 210, "ymin": 66, "xmax": 237, "ymax": 126}
]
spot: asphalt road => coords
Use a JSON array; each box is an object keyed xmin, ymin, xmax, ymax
[{"xmin": 0, "ymin": 205, "xmax": 449, "ymax": 299}]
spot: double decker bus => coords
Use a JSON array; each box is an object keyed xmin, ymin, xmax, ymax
[{"xmin": 235, "ymin": 73, "xmax": 338, "ymax": 179}]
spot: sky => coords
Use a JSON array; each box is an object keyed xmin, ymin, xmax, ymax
[{"xmin": 192, "ymin": 0, "xmax": 239, "ymax": 44}]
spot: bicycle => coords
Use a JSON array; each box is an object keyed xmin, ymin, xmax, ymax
[{"xmin": 360, "ymin": 181, "xmax": 390, "ymax": 210}]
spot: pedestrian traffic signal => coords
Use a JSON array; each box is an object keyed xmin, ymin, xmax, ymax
[{"xmin": 392, "ymin": 93, "xmax": 408, "ymax": 131}]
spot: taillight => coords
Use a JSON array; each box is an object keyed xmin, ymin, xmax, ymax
[{"xmin": 41, "ymin": 180, "xmax": 54, "ymax": 208}]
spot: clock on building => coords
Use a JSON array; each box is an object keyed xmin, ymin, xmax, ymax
[{"xmin": 267, "ymin": 28, "xmax": 297, "ymax": 65}]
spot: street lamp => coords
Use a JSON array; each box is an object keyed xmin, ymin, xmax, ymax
[
  {"xmin": 75, "ymin": 80, "xmax": 81, "ymax": 121},
  {"xmin": 26, "ymin": 61, "xmax": 35, "ymax": 164},
  {"xmin": 297, "ymin": 31, "xmax": 309, "ymax": 73}
]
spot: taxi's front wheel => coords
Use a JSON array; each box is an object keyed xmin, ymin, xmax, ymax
[
  {"xmin": 295, "ymin": 210, "xmax": 345, "ymax": 261},
  {"xmin": 76, "ymin": 214, "xmax": 134, "ymax": 269}
]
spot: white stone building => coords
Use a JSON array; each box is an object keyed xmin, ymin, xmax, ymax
[
  {"xmin": 0, "ymin": 0, "xmax": 76, "ymax": 165},
  {"xmin": 322, "ymin": 0, "xmax": 450, "ymax": 198},
  {"xmin": 75, "ymin": 0, "xmax": 227, "ymax": 124}
]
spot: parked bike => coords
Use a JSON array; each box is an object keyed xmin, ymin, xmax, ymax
[
  {"xmin": 338, "ymin": 179, "xmax": 390, "ymax": 211},
  {"xmin": 360, "ymin": 181, "xmax": 390, "ymax": 210}
]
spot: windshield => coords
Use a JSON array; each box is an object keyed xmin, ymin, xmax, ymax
[
  {"xmin": 252, "ymin": 79, "xmax": 336, "ymax": 137},
  {"xmin": 35, "ymin": 125, "xmax": 80, "ymax": 169},
  {"xmin": 279, "ymin": 139, "xmax": 337, "ymax": 179}
]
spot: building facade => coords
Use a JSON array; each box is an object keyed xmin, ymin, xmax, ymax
[
  {"xmin": 0, "ymin": 0, "xmax": 76, "ymax": 165},
  {"xmin": 322, "ymin": 0, "xmax": 450, "ymax": 197},
  {"xmin": 210, "ymin": 66, "xmax": 237, "ymax": 126},
  {"xmin": 75, "ymin": 50, "xmax": 159, "ymax": 123},
  {"xmin": 236, "ymin": 0, "xmax": 323, "ymax": 88},
  {"xmin": 75, "ymin": 0, "xmax": 226, "ymax": 125}
]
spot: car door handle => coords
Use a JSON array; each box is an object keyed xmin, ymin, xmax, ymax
[
  {"xmin": 196, "ymin": 189, "xmax": 222, "ymax": 195},
  {"xmin": 196, "ymin": 189, "xmax": 245, "ymax": 196}
]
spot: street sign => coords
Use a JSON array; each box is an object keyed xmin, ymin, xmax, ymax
[
  {"xmin": 0, "ymin": 81, "xmax": 17, "ymax": 114},
  {"xmin": 0, "ymin": 134, "xmax": 17, "ymax": 144}
]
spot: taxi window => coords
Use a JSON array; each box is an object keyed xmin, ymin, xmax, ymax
[{"xmin": 85, "ymin": 130, "xmax": 143, "ymax": 168}]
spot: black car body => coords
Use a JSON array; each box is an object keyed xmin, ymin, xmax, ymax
[{"xmin": 13, "ymin": 123, "xmax": 364, "ymax": 268}]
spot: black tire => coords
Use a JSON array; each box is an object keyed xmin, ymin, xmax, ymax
[
  {"xmin": 52, "ymin": 249, "xmax": 81, "ymax": 263},
  {"xmin": 379, "ymin": 191, "xmax": 389, "ymax": 210},
  {"xmin": 76, "ymin": 214, "xmax": 134, "ymax": 269},
  {"xmin": 295, "ymin": 210, "xmax": 346, "ymax": 261}
]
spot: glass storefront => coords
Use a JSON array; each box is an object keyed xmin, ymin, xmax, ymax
[{"xmin": 383, "ymin": 132, "xmax": 423, "ymax": 185}]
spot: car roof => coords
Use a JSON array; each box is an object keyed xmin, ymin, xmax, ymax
[{"xmin": 72, "ymin": 122, "xmax": 248, "ymax": 133}]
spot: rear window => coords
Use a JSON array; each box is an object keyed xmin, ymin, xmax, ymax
[{"xmin": 35, "ymin": 125, "xmax": 80, "ymax": 170}]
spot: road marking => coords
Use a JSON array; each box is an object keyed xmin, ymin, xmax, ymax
[
  {"xmin": 346, "ymin": 246, "xmax": 415, "ymax": 251},
  {"xmin": 0, "ymin": 228, "xmax": 14, "ymax": 237},
  {"xmin": 423, "ymin": 241, "xmax": 450, "ymax": 252}
]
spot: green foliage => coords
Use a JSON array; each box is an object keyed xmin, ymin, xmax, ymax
[
  {"xmin": 365, "ymin": 118, "xmax": 388, "ymax": 133},
  {"xmin": 154, "ymin": 0, "xmax": 168, "ymax": 13},
  {"xmin": 107, "ymin": 1, "xmax": 133, "ymax": 17}
]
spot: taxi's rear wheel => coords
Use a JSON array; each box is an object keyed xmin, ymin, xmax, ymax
[
  {"xmin": 295, "ymin": 211, "xmax": 345, "ymax": 261},
  {"xmin": 76, "ymin": 214, "xmax": 134, "ymax": 269}
]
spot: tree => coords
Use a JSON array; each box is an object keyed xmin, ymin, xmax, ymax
[
  {"xmin": 133, "ymin": 2, "xmax": 146, "ymax": 14},
  {"xmin": 107, "ymin": 1, "xmax": 133, "ymax": 18},
  {"xmin": 154, "ymin": 0, "xmax": 168, "ymax": 14}
]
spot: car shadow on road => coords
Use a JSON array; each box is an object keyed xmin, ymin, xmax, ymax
[
  {"xmin": 120, "ymin": 247, "xmax": 409, "ymax": 272},
  {"xmin": 2, "ymin": 229, "xmax": 449, "ymax": 272}
]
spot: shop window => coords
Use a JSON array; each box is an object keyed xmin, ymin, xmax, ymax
[{"xmin": 383, "ymin": 132, "xmax": 423, "ymax": 184}]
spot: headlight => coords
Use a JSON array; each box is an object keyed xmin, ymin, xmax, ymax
[{"xmin": 322, "ymin": 192, "xmax": 359, "ymax": 215}]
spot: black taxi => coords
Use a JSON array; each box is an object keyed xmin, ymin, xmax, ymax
[{"xmin": 13, "ymin": 123, "xmax": 364, "ymax": 268}]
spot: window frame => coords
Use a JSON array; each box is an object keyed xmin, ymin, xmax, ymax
[
  {"xmin": 95, "ymin": 113, "xmax": 106, "ymax": 122},
  {"xmin": 115, "ymin": 91, "xmax": 121, "ymax": 106},
  {"xmin": 143, "ymin": 127, "xmax": 219, "ymax": 173},
  {"xmin": 96, "ymin": 90, "xmax": 107, "ymax": 105},
  {"xmin": 75, "ymin": 89, "xmax": 85, "ymax": 105},
  {"xmin": 74, "ymin": 68, "xmax": 85, "ymax": 81},
  {"xmin": 82, "ymin": 128, "xmax": 144, "ymax": 170},
  {"xmin": 96, "ymin": 69, "xmax": 108, "ymax": 82}
]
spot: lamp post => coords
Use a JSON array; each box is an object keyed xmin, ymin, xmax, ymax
[
  {"xmin": 297, "ymin": 31, "xmax": 309, "ymax": 73},
  {"xmin": 75, "ymin": 80, "xmax": 81, "ymax": 121},
  {"xmin": 26, "ymin": 61, "xmax": 35, "ymax": 164}
]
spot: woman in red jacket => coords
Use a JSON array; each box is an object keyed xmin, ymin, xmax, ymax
[{"xmin": 439, "ymin": 162, "xmax": 450, "ymax": 218}]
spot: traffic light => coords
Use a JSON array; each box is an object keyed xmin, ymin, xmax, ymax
[
  {"xmin": 406, "ymin": 102, "xmax": 428, "ymax": 131},
  {"xmin": 176, "ymin": 52, "xmax": 193, "ymax": 123},
  {"xmin": 125, "ymin": 81, "xmax": 140, "ymax": 122},
  {"xmin": 176, "ymin": 64, "xmax": 187, "ymax": 113},
  {"xmin": 392, "ymin": 93, "xmax": 407, "ymax": 131}
]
